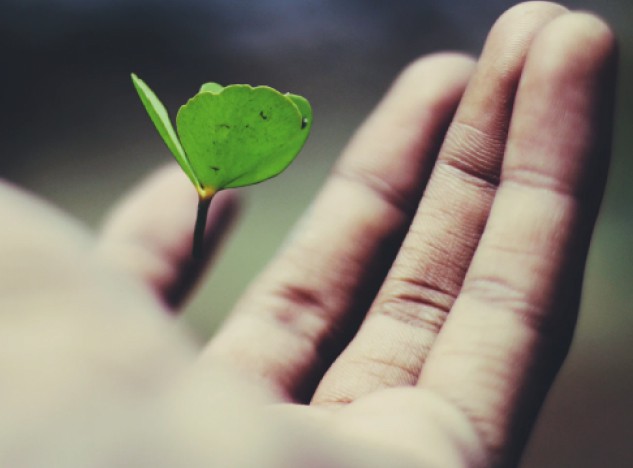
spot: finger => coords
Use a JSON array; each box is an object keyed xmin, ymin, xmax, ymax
[
  {"xmin": 97, "ymin": 164, "xmax": 240, "ymax": 309},
  {"xmin": 418, "ymin": 13, "xmax": 617, "ymax": 466},
  {"xmin": 312, "ymin": 1, "xmax": 568, "ymax": 405},
  {"xmin": 202, "ymin": 53, "xmax": 476, "ymax": 401}
]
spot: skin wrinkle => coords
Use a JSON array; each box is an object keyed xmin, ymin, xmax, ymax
[
  {"xmin": 377, "ymin": 297, "xmax": 449, "ymax": 334},
  {"xmin": 331, "ymin": 164, "xmax": 418, "ymax": 219},
  {"xmin": 437, "ymin": 121, "xmax": 506, "ymax": 188},
  {"xmin": 502, "ymin": 164, "xmax": 584, "ymax": 199},
  {"xmin": 404, "ymin": 185, "xmax": 491, "ymax": 261},
  {"xmin": 374, "ymin": 276, "xmax": 455, "ymax": 328},
  {"xmin": 352, "ymin": 354, "xmax": 421, "ymax": 387}
]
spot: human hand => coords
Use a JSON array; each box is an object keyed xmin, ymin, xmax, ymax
[{"xmin": 0, "ymin": 2, "xmax": 617, "ymax": 467}]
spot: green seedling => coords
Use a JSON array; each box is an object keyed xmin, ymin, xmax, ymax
[{"xmin": 131, "ymin": 73, "xmax": 312, "ymax": 258}]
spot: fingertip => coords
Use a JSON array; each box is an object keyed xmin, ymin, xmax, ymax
[
  {"xmin": 399, "ymin": 52, "xmax": 476, "ymax": 84},
  {"xmin": 516, "ymin": 11, "xmax": 618, "ymax": 174},
  {"xmin": 477, "ymin": 2, "xmax": 568, "ymax": 80},
  {"xmin": 389, "ymin": 53, "xmax": 476, "ymax": 111},
  {"xmin": 489, "ymin": 2, "xmax": 569, "ymax": 38},
  {"xmin": 351, "ymin": 52, "xmax": 476, "ymax": 167},
  {"xmin": 528, "ymin": 12, "xmax": 618, "ymax": 79}
]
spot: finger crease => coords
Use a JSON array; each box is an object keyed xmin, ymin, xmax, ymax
[
  {"xmin": 375, "ymin": 277, "xmax": 457, "ymax": 332},
  {"xmin": 377, "ymin": 297, "xmax": 450, "ymax": 333},
  {"xmin": 439, "ymin": 120, "xmax": 506, "ymax": 190},
  {"xmin": 354, "ymin": 354, "xmax": 421, "ymax": 384},
  {"xmin": 502, "ymin": 164, "xmax": 579, "ymax": 200},
  {"xmin": 461, "ymin": 275, "xmax": 552, "ymax": 335},
  {"xmin": 439, "ymin": 156, "xmax": 501, "ymax": 192},
  {"xmin": 332, "ymin": 165, "xmax": 417, "ymax": 218},
  {"xmin": 274, "ymin": 282, "xmax": 325, "ymax": 310}
]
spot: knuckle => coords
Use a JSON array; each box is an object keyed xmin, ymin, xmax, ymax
[
  {"xmin": 439, "ymin": 120, "xmax": 505, "ymax": 190},
  {"xmin": 271, "ymin": 281, "xmax": 327, "ymax": 312},
  {"xmin": 374, "ymin": 276, "xmax": 457, "ymax": 334},
  {"xmin": 462, "ymin": 275, "xmax": 548, "ymax": 332},
  {"xmin": 256, "ymin": 280, "xmax": 331, "ymax": 342},
  {"xmin": 353, "ymin": 353, "xmax": 421, "ymax": 383},
  {"xmin": 502, "ymin": 163, "xmax": 575, "ymax": 199},
  {"xmin": 332, "ymin": 164, "xmax": 415, "ymax": 217}
]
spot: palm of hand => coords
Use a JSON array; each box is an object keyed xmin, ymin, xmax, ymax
[
  {"xmin": 0, "ymin": 4, "xmax": 616, "ymax": 468},
  {"xmin": 0, "ymin": 181, "xmax": 477, "ymax": 468}
]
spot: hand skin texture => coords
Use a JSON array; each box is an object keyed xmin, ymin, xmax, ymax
[{"xmin": 0, "ymin": 3, "xmax": 618, "ymax": 467}]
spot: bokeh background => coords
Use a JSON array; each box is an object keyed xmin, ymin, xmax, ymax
[{"xmin": 2, "ymin": 0, "xmax": 631, "ymax": 466}]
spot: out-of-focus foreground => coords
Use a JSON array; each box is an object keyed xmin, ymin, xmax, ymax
[{"xmin": 1, "ymin": 1, "xmax": 631, "ymax": 466}]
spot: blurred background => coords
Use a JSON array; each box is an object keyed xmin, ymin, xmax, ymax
[{"xmin": 1, "ymin": 0, "xmax": 631, "ymax": 466}]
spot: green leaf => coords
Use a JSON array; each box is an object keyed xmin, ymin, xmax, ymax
[
  {"xmin": 286, "ymin": 93, "xmax": 313, "ymax": 132},
  {"xmin": 199, "ymin": 82, "xmax": 224, "ymax": 94},
  {"xmin": 131, "ymin": 76, "xmax": 312, "ymax": 258},
  {"xmin": 131, "ymin": 73, "xmax": 198, "ymax": 187},
  {"xmin": 176, "ymin": 84, "xmax": 312, "ymax": 192}
]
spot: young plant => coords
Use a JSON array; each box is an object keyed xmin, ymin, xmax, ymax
[{"xmin": 131, "ymin": 74, "xmax": 313, "ymax": 258}]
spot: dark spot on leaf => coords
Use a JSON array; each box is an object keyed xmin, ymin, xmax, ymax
[
  {"xmin": 301, "ymin": 118, "xmax": 308, "ymax": 129},
  {"xmin": 210, "ymin": 166, "xmax": 220, "ymax": 172},
  {"xmin": 219, "ymin": 124, "xmax": 231, "ymax": 129},
  {"xmin": 259, "ymin": 111, "xmax": 268, "ymax": 120}
]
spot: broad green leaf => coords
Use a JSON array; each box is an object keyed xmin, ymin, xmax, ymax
[
  {"xmin": 131, "ymin": 73, "xmax": 197, "ymax": 187},
  {"xmin": 132, "ymin": 76, "xmax": 312, "ymax": 258},
  {"xmin": 176, "ymin": 85, "xmax": 311, "ymax": 192},
  {"xmin": 200, "ymin": 82, "xmax": 224, "ymax": 94}
]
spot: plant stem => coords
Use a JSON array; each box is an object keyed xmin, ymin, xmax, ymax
[{"xmin": 192, "ymin": 196, "xmax": 212, "ymax": 260}]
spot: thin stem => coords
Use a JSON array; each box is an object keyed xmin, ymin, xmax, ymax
[{"xmin": 192, "ymin": 196, "xmax": 212, "ymax": 260}]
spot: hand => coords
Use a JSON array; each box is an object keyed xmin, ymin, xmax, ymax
[{"xmin": 0, "ymin": 3, "xmax": 617, "ymax": 467}]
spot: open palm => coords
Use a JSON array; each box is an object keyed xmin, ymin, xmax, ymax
[{"xmin": 0, "ymin": 3, "xmax": 617, "ymax": 467}]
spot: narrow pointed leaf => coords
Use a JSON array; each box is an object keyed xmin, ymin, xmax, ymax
[{"xmin": 131, "ymin": 73, "xmax": 198, "ymax": 186}]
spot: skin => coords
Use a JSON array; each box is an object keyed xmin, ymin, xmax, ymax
[{"xmin": 0, "ymin": 3, "xmax": 618, "ymax": 467}]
